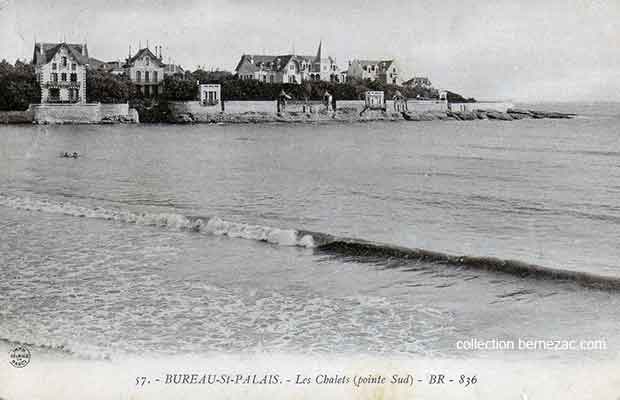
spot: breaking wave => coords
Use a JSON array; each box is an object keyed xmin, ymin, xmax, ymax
[
  {"xmin": 0, "ymin": 193, "xmax": 315, "ymax": 248},
  {"xmin": 2, "ymin": 192, "xmax": 620, "ymax": 290}
]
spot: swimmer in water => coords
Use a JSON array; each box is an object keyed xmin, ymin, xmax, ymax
[{"xmin": 72, "ymin": 152, "xmax": 79, "ymax": 158}]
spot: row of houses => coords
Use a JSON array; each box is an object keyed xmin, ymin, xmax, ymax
[
  {"xmin": 32, "ymin": 40, "xmax": 433, "ymax": 104},
  {"xmin": 234, "ymin": 41, "xmax": 432, "ymax": 87},
  {"xmin": 33, "ymin": 41, "xmax": 184, "ymax": 103}
]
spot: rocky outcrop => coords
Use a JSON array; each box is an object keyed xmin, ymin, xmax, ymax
[
  {"xmin": 100, "ymin": 110, "xmax": 140, "ymax": 124},
  {"xmin": 485, "ymin": 110, "xmax": 514, "ymax": 120},
  {"xmin": 160, "ymin": 107, "xmax": 576, "ymax": 125},
  {"xmin": 508, "ymin": 108, "xmax": 574, "ymax": 119}
]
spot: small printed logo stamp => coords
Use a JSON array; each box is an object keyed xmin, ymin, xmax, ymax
[{"xmin": 9, "ymin": 346, "xmax": 31, "ymax": 368}]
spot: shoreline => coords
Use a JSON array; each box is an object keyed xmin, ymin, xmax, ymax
[
  {"xmin": 0, "ymin": 107, "xmax": 575, "ymax": 125},
  {"xmin": 160, "ymin": 107, "xmax": 576, "ymax": 125}
]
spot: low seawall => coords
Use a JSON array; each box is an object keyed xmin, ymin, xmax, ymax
[
  {"xmin": 32, "ymin": 103, "xmax": 102, "ymax": 124},
  {"xmin": 100, "ymin": 103, "xmax": 129, "ymax": 119},
  {"xmin": 449, "ymin": 102, "xmax": 514, "ymax": 113},
  {"xmin": 0, "ymin": 109, "xmax": 34, "ymax": 124},
  {"xmin": 167, "ymin": 99, "xmax": 449, "ymax": 122},
  {"xmin": 4, "ymin": 103, "xmax": 137, "ymax": 124}
]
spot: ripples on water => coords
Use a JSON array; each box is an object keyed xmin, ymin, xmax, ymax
[{"xmin": 0, "ymin": 103, "xmax": 619, "ymax": 360}]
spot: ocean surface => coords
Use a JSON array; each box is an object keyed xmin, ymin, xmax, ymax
[{"xmin": 1, "ymin": 102, "xmax": 620, "ymax": 399}]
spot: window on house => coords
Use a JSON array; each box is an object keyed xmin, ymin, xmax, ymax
[
  {"xmin": 70, "ymin": 73, "xmax": 77, "ymax": 82},
  {"xmin": 153, "ymin": 71, "xmax": 158, "ymax": 82},
  {"xmin": 145, "ymin": 71, "xmax": 150, "ymax": 82},
  {"xmin": 136, "ymin": 71, "xmax": 141, "ymax": 82},
  {"xmin": 61, "ymin": 73, "xmax": 67, "ymax": 81},
  {"xmin": 263, "ymin": 75, "xmax": 266, "ymax": 82},
  {"xmin": 270, "ymin": 75, "xmax": 274, "ymax": 83},
  {"xmin": 145, "ymin": 57, "xmax": 149, "ymax": 66},
  {"xmin": 290, "ymin": 64, "xmax": 295, "ymax": 71},
  {"xmin": 52, "ymin": 63, "xmax": 57, "ymax": 70},
  {"xmin": 72, "ymin": 63, "xmax": 76, "ymax": 71},
  {"xmin": 62, "ymin": 57, "xmax": 67, "ymax": 67},
  {"xmin": 52, "ymin": 73, "xmax": 58, "ymax": 82}
]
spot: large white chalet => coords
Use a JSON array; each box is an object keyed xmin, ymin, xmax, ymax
[{"xmin": 33, "ymin": 42, "xmax": 89, "ymax": 103}]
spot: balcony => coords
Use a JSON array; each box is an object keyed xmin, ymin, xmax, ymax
[
  {"xmin": 44, "ymin": 81, "xmax": 81, "ymax": 89},
  {"xmin": 46, "ymin": 97, "xmax": 81, "ymax": 104}
]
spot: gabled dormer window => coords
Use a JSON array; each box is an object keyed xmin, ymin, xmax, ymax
[
  {"xmin": 62, "ymin": 57, "xmax": 67, "ymax": 67},
  {"xmin": 72, "ymin": 63, "xmax": 76, "ymax": 71},
  {"xmin": 52, "ymin": 63, "xmax": 57, "ymax": 70},
  {"xmin": 145, "ymin": 57, "xmax": 150, "ymax": 66}
]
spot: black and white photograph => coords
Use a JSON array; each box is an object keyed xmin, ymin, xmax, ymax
[{"xmin": 0, "ymin": 1, "xmax": 619, "ymax": 399}]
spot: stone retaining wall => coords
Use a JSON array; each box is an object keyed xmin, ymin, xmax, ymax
[
  {"xmin": 0, "ymin": 109, "xmax": 34, "ymax": 123},
  {"xmin": 100, "ymin": 103, "xmax": 129, "ymax": 119},
  {"xmin": 449, "ymin": 102, "xmax": 514, "ymax": 113},
  {"xmin": 32, "ymin": 104, "xmax": 102, "ymax": 123}
]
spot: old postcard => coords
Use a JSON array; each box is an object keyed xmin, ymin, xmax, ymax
[{"xmin": 0, "ymin": 1, "xmax": 618, "ymax": 399}]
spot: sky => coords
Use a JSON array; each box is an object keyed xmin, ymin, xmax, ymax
[{"xmin": 0, "ymin": 0, "xmax": 619, "ymax": 101}]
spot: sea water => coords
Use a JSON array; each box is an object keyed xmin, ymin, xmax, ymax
[{"xmin": 1, "ymin": 102, "xmax": 619, "ymax": 399}]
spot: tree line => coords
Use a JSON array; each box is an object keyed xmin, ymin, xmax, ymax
[{"xmin": 0, "ymin": 59, "xmax": 474, "ymax": 111}]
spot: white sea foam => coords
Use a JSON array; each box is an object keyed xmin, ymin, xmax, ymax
[{"xmin": 0, "ymin": 193, "xmax": 315, "ymax": 248}]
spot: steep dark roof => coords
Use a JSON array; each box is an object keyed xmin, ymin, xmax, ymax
[
  {"xmin": 88, "ymin": 57, "xmax": 106, "ymax": 69},
  {"xmin": 235, "ymin": 54, "xmax": 331, "ymax": 74},
  {"xmin": 404, "ymin": 77, "xmax": 431, "ymax": 86},
  {"xmin": 33, "ymin": 42, "xmax": 90, "ymax": 66},
  {"xmin": 126, "ymin": 48, "xmax": 164, "ymax": 67},
  {"xmin": 354, "ymin": 59, "xmax": 395, "ymax": 71},
  {"xmin": 236, "ymin": 54, "xmax": 293, "ymax": 73}
]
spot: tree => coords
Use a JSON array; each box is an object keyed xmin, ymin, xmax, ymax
[
  {"xmin": 445, "ymin": 91, "xmax": 476, "ymax": 103},
  {"xmin": 0, "ymin": 59, "xmax": 41, "ymax": 110},
  {"xmin": 161, "ymin": 76, "xmax": 198, "ymax": 101},
  {"xmin": 86, "ymin": 70, "xmax": 135, "ymax": 103},
  {"xmin": 192, "ymin": 69, "xmax": 234, "ymax": 84}
]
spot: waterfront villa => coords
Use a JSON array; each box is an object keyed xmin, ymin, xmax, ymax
[
  {"xmin": 234, "ymin": 42, "xmax": 341, "ymax": 84},
  {"xmin": 347, "ymin": 59, "xmax": 401, "ymax": 85},
  {"xmin": 404, "ymin": 76, "xmax": 432, "ymax": 89},
  {"xmin": 33, "ymin": 42, "xmax": 89, "ymax": 103},
  {"xmin": 125, "ymin": 46, "xmax": 165, "ymax": 97}
]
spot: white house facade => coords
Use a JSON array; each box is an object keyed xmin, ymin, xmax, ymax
[
  {"xmin": 347, "ymin": 59, "xmax": 401, "ymax": 85},
  {"xmin": 33, "ymin": 42, "xmax": 89, "ymax": 103},
  {"xmin": 125, "ymin": 47, "xmax": 165, "ymax": 97},
  {"xmin": 234, "ymin": 42, "xmax": 341, "ymax": 84}
]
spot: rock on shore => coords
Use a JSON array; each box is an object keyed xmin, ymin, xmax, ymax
[{"xmin": 165, "ymin": 107, "xmax": 576, "ymax": 125}]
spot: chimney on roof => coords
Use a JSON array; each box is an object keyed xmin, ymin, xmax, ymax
[
  {"xmin": 159, "ymin": 46, "xmax": 163, "ymax": 60},
  {"xmin": 82, "ymin": 43, "xmax": 86, "ymax": 57}
]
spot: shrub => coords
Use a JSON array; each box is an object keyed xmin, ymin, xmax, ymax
[
  {"xmin": 86, "ymin": 70, "xmax": 136, "ymax": 103},
  {"xmin": 0, "ymin": 60, "xmax": 41, "ymax": 110}
]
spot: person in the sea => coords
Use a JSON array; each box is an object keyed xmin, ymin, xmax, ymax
[
  {"xmin": 72, "ymin": 152, "xmax": 79, "ymax": 158},
  {"xmin": 63, "ymin": 152, "xmax": 70, "ymax": 158}
]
